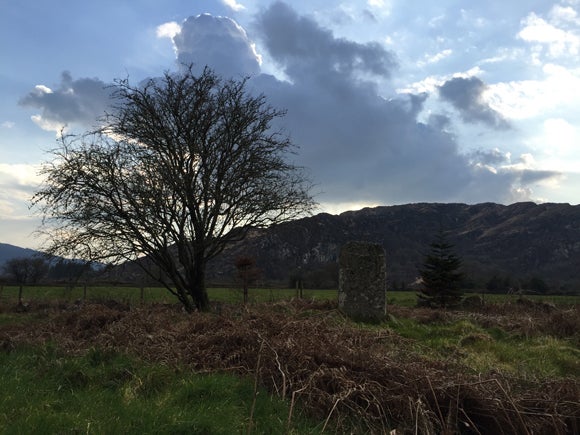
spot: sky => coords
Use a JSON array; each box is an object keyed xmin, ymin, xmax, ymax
[{"xmin": 1, "ymin": 0, "xmax": 580, "ymax": 249}]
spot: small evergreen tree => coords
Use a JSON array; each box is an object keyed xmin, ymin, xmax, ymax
[{"xmin": 417, "ymin": 230, "xmax": 464, "ymax": 308}]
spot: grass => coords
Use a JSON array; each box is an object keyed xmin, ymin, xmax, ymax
[
  {"xmin": 382, "ymin": 314, "xmax": 580, "ymax": 378},
  {"xmin": 0, "ymin": 294, "xmax": 577, "ymax": 433},
  {"xmin": 0, "ymin": 345, "xmax": 319, "ymax": 434},
  {"xmin": 1, "ymin": 285, "xmax": 577, "ymax": 308}
]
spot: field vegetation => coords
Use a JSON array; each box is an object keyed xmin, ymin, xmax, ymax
[
  {"xmin": 0, "ymin": 287, "xmax": 578, "ymax": 433},
  {"xmin": 1, "ymin": 285, "xmax": 578, "ymax": 307}
]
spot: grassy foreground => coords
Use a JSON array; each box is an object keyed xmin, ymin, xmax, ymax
[
  {"xmin": 0, "ymin": 345, "xmax": 318, "ymax": 434},
  {"xmin": 0, "ymin": 289, "xmax": 578, "ymax": 433}
]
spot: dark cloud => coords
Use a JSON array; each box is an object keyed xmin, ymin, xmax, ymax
[
  {"xmin": 438, "ymin": 76, "xmax": 510, "ymax": 130},
  {"xmin": 464, "ymin": 151, "xmax": 561, "ymax": 202},
  {"xmin": 19, "ymin": 71, "xmax": 111, "ymax": 130},
  {"xmin": 254, "ymin": 2, "xmax": 396, "ymax": 82},
  {"xmin": 362, "ymin": 9, "xmax": 378, "ymax": 22},
  {"xmin": 428, "ymin": 113, "xmax": 452, "ymax": 130},
  {"xmin": 174, "ymin": 14, "xmax": 261, "ymax": 77},
  {"xmin": 21, "ymin": 3, "xmax": 546, "ymax": 206},
  {"xmin": 469, "ymin": 148, "xmax": 510, "ymax": 165},
  {"xmin": 249, "ymin": 3, "xmax": 492, "ymax": 204},
  {"xmin": 520, "ymin": 169, "xmax": 561, "ymax": 184}
]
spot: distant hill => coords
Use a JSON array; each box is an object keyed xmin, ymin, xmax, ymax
[
  {"xmin": 0, "ymin": 243, "xmax": 43, "ymax": 268},
  {"xmin": 13, "ymin": 202, "xmax": 580, "ymax": 294},
  {"xmin": 206, "ymin": 202, "xmax": 580, "ymax": 293}
]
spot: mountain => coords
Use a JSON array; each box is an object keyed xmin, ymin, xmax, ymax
[
  {"xmin": 14, "ymin": 202, "xmax": 579, "ymax": 293},
  {"xmin": 0, "ymin": 243, "xmax": 43, "ymax": 268},
  {"xmin": 206, "ymin": 202, "xmax": 580, "ymax": 293}
]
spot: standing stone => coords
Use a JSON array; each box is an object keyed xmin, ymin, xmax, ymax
[{"xmin": 338, "ymin": 241, "xmax": 387, "ymax": 322}]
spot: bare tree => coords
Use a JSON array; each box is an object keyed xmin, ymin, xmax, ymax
[
  {"xmin": 3, "ymin": 257, "xmax": 48, "ymax": 305},
  {"xmin": 33, "ymin": 66, "xmax": 315, "ymax": 312},
  {"xmin": 235, "ymin": 256, "xmax": 260, "ymax": 304}
]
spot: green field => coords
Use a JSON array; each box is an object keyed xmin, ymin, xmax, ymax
[
  {"xmin": 0, "ymin": 285, "xmax": 578, "ymax": 433},
  {"xmin": 0, "ymin": 346, "xmax": 319, "ymax": 434},
  {"xmin": 1, "ymin": 285, "xmax": 578, "ymax": 307}
]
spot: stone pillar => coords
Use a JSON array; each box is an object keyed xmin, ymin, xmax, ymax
[{"xmin": 338, "ymin": 241, "xmax": 387, "ymax": 322}]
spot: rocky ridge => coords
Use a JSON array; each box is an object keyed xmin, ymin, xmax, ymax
[{"xmin": 207, "ymin": 202, "xmax": 580, "ymax": 292}]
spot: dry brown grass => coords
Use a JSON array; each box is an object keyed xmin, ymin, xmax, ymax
[{"xmin": 1, "ymin": 298, "xmax": 578, "ymax": 434}]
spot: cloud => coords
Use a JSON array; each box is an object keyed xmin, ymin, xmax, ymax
[
  {"xmin": 518, "ymin": 12, "xmax": 580, "ymax": 57},
  {"xmin": 0, "ymin": 164, "xmax": 41, "ymax": 220},
  {"xmin": 1, "ymin": 121, "xmax": 15, "ymax": 129},
  {"xmin": 397, "ymin": 66, "xmax": 483, "ymax": 94},
  {"xmin": 19, "ymin": 2, "xmax": 552, "ymax": 208},
  {"xmin": 466, "ymin": 151, "xmax": 562, "ymax": 203},
  {"xmin": 173, "ymin": 14, "xmax": 261, "ymax": 77},
  {"xmin": 254, "ymin": 2, "xmax": 396, "ymax": 83},
  {"xmin": 485, "ymin": 63, "xmax": 580, "ymax": 120},
  {"xmin": 438, "ymin": 76, "xmax": 511, "ymax": 129},
  {"xmin": 366, "ymin": 0, "xmax": 392, "ymax": 16},
  {"xmin": 222, "ymin": 0, "xmax": 245, "ymax": 12},
  {"xmin": 520, "ymin": 169, "xmax": 561, "ymax": 184},
  {"xmin": 19, "ymin": 71, "xmax": 112, "ymax": 132},
  {"xmin": 550, "ymin": 5, "xmax": 580, "ymax": 25},
  {"xmin": 469, "ymin": 148, "xmax": 510, "ymax": 166},
  {"xmin": 249, "ymin": 3, "xmax": 535, "ymax": 205},
  {"xmin": 418, "ymin": 49, "xmax": 453, "ymax": 66},
  {"xmin": 542, "ymin": 118, "xmax": 578, "ymax": 153},
  {"xmin": 156, "ymin": 21, "xmax": 181, "ymax": 39}
]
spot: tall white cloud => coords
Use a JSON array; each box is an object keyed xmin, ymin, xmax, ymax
[{"xmin": 173, "ymin": 14, "xmax": 261, "ymax": 77}]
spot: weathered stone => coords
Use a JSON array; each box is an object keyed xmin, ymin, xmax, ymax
[{"xmin": 338, "ymin": 241, "xmax": 386, "ymax": 322}]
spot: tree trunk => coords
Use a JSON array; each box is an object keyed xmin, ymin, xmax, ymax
[{"xmin": 189, "ymin": 255, "xmax": 209, "ymax": 312}]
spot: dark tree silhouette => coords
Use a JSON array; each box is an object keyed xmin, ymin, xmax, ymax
[
  {"xmin": 417, "ymin": 230, "xmax": 464, "ymax": 308},
  {"xmin": 33, "ymin": 66, "xmax": 315, "ymax": 312},
  {"xmin": 3, "ymin": 257, "xmax": 48, "ymax": 305},
  {"xmin": 234, "ymin": 256, "xmax": 260, "ymax": 304}
]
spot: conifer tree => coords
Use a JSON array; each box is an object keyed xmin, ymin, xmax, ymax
[{"xmin": 417, "ymin": 230, "xmax": 464, "ymax": 308}]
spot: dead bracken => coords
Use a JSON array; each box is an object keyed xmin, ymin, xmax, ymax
[{"xmin": 1, "ymin": 299, "xmax": 578, "ymax": 434}]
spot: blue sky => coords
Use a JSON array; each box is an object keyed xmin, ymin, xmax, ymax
[{"xmin": 1, "ymin": 0, "xmax": 579, "ymax": 248}]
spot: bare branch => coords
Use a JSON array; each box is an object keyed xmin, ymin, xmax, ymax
[{"xmin": 32, "ymin": 66, "xmax": 315, "ymax": 311}]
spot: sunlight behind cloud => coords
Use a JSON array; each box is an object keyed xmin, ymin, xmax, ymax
[
  {"xmin": 397, "ymin": 66, "xmax": 482, "ymax": 94},
  {"xmin": 156, "ymin": 21, "xmax": 181, "ymax": 39},
  {"xmin": 543, "ymin": 118, "xmax": 577, "ymax": 153},
  {"xmin": 30, "ymin": 115, "xmax": 65, "ymax": 135},
  {"xmin": 0, "ymin": 163, "xmax": 42, "ymax": 190},
  {"xmin": 0, "ymin": 163, "xmax": 42, "ymax": 220},
  {"xmin": 486, "ymin": 64, "xmax": 580, "ymax": 120},
  {"xmin": 319, "ymin": 201, "xmax": 382, "ymax": 216},
  {"xmin": 34, "ymin": 84, "xmax": 53, "ymax": 94}
]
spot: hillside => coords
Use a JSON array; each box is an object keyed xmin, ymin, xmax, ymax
[
  {"xmin": 8, "ymin": 202, "xmax": 579, "ymax": 293},
  {"xmin": 207, "ymin": 202, "xmax": 580, "ymax": 292},
  {"xmin": 0, "ymin": 243, "xmax": 42, "ymax": 267}
]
